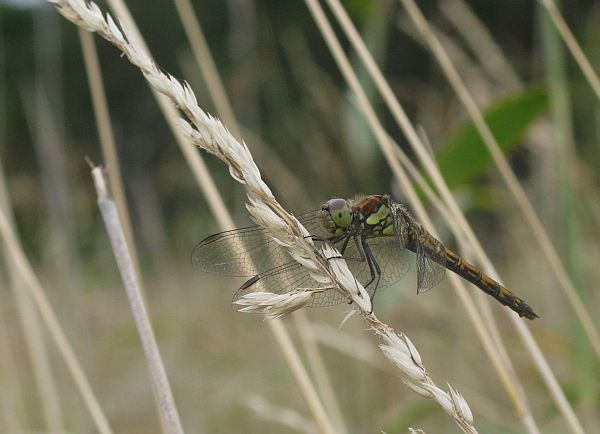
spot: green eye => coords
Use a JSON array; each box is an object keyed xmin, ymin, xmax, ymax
[{"xmin": 326, "ymin": 201, "xmax": 350, "ymax": 229}]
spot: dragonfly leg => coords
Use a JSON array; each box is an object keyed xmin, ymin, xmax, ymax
[
  {"xmin": 360, "ymin": 238, "xmax": 383, "ymax": 308},
  {"xmin": 339, "ymin": 235, "xmax": 351, "ymax": 255},
  {"xmin": 305, "ymin": 233, "xmax": 350, "ymax": 247},
  {"xmin": 363, "ymin": 239, "xmax": 381, "ymax": 301},
  {"xmin": 354, "ymin": 234, "xmax": 377, "ymax": 290},
  {"xmin": 355, "ymin": 235, "xmax": 378, "ymax": 313}
]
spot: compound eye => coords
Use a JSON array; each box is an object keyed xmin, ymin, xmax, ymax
[
  {"xmin": 324, "ymin": 198, "xmax": 351, "ymax": 229},
  {"xmin": 326, "ymin": 198, "xmax": 347, "ymax": 213}
]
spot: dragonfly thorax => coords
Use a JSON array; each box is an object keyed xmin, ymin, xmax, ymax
[{"xmin": 346, "ymin": 195, "xmax": 395, "ymax": 236}]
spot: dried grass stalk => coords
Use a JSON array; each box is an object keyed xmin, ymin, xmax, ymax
[
  {"xmin": 0, "ymin": 207, "xmax": 113, "ymax": 434},
  {"xmin": 91, "ymin": 166, "xmax": 183, "ymax": 434}
]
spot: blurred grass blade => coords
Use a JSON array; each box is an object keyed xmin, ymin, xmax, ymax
[
  {"xmin": 436, "ymin": 87, "xmax": 549, "ymax": 190},
  {"xmin": 342, "ymin": 0, "xmax": 390, "ymax": 170},
  {"xmin": 0, "ymin": 203, "xmax": 113, "ymax": 434}
]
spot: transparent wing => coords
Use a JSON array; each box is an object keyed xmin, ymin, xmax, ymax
[
  {"xmin": 231, "ymin": 235, "xmax": 412, "ymax": 309},
  {"xmin": 233, "ymin": 262, "xmax": 347, "ymax": 308},
  {"xmin": 388, "ymin": 198, "xmax": 446, "ymax": 293},
  {"xmin": 415, "ymin": 229, "xmax": 446, "ymax": 293},
  {"xmin": 342, "ymin": 236, "xmax": 411, "ymax": 295},
  {"xmin": 388, "ymin": 199, "xmax": 411, "ymax": 248},
  {"xmin": 191, "ymin": 210, "xmax": 320, "ymax": 276},
  {"xmin": 192, "ymin": 226, "xmax": 280, "ymax": 276}
]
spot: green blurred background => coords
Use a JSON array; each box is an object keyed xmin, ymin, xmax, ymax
[{"xmin": 1, "ymin": 0, "xmax": 600, "ymax": 433}]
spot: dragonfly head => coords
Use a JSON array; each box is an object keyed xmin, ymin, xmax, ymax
[{"xmin": 318, "ymin": 198, "xmax": 352, "ymax": 235}]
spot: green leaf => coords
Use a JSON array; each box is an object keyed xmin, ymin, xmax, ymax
[{"xmin": 435, "ymin": 87, "xmax": 549, "ymax": 190}]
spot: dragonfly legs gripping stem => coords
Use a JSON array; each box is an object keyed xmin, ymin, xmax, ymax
[
  {"xmin": 305, "ymin": 232, "xmax": 381, "ymax": 312},
  {"xmin": 363, "ymin": 238, "xmax": 382, "ymax": 298},
  {"xmin": 350, "ymin": 233, "xmax": 381, "ymax": 309}
]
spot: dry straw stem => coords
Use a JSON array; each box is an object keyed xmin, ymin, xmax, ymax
[
  {"xmin": 171, "ymin": 0, "xmax": 240, "ymax": 138},
  {"xmin": 63, "ymin": 0, "xmax": 337, "ymax": 430},
  {"xmin": 370, "ymin": 316, "xmax": 476, "ymax": 434},
  {"xmin": 91, "ymin": 166, "xmax": 183, "ymax": 434},
  {"xmin": 172, "ymin": 0, "xmax": 312, "ymax": 207},
  {"xmin": 311, "ymin": 322, "xmax": 383, "ymax": 369},
  {"xmin": 3, "ymin": 271, "xmax": 63, "ymax": 432},
  {"xmin": 78, "ymin": 28, "xmax": 142, "ymax": 286},
  {"xmin": 392, "ymin": 129, "xmax": 536, "ymax": 428},
  {"xmin": 0, "ymin": 309, "xmax": 24, "ymax": 433},
  {"xmin": 268, "ymin": 321, "xmax": 337, "ymax": 434},
  {"xmin": 19, "ymin": 79, "xmax": 80, "ymax": 294},
  {"xmin": 0, "ymin": 206, "xmax": 113, "ymax": 434},
  {"xmin": 48, "ymin": 1, "xmax": 477, "ymax": 431},
  {"xmin": 439, "ymin": 0, "xmax": 522, "ymax": 90},
  {"xmin": 398, "ymin": 0, "xmax": 600, "ymax": 366},
  {"xmin": 293, "ymin": 311, "xmax": 349, "ymax": 434},
  {"xmin": 0, "ymin": 164, "xmax": 63, "ymax": 432},
  {"xmin": 306, "ymin": 0, "xmax": 524, "ymax": 430},
  {"xmin": 317, "ymin": 1, "xmax": 580, "ymax": 432},
  {"xmin": 397, "ymin": 2, "xmax": 587, "ymax": 431},
  {"xmin": 245, "ymin": 394, "xmax": 317, "ymax": 434},
  {"xmin": 539, "ymin": 0, "xmax": 600, "ymax": 104},
  {"xmin": 103, "ymin": 0, "xmax": 233, "ymax": 232},
  {"xmin": 315, "ymin": 0, "xmax": 538, "ymax": 426}
]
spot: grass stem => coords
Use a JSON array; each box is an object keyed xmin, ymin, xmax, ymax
[{"xmin": 92, "ymin": 165, "xmax": 184, "ymax": 434}]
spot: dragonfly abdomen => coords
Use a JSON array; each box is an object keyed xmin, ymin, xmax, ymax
[{"xmin": 445, "ymin": 248, "xmax": 538, "ymax": 320}]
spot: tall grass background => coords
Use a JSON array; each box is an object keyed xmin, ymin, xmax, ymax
[{"xmin": 1, "ymin": 0, "xmax": 599, "ymax": 433}]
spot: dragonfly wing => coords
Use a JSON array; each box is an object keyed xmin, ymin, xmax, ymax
[
  {"xmin": 371, "ymin": 238, "xmax": 411, "ymax": 289},
  {"xmin": 192, "ymin": 210, "xmax": 322, "ymax": 276},
  {"xmin": 296, "ymin": 209, "xmax": 334, "ymax": 240},
  {"xmin": 341, "ymin": 237, "xmax": 411, "ymax": 296},
  {"xmin": 233, "ymin": 262, "xmax": 347, "ymax": 308},
  {"xmin": 415, "ymin": 231, "xmax": 446, "ymax": 293},
  {"xmin": 192, "ymin": 226, "xmax": 291, "ymax": 276},
  {"xmin": 388, "ymin": 200, "xmax": 411, "ymax": 248},
  {"xmin": 389, "ymin": 198, "xmax": 446, "ymax": 293}
]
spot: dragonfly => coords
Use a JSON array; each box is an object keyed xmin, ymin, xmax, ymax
[{"xmin": 192, "ymin": 194, "xmax": 538, "ymax": 320}]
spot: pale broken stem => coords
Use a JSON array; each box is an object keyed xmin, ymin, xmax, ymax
[
  {"xmin": 91, "ymin": 166, "xmax": 183, "ymax": 434},
  {"xmin": 0, "ymin": 207, "xmax": 113, "ymax": 434},
  {"xmin": 539, "ymin": 0, "xmax": 600, "ymax": 104}
]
